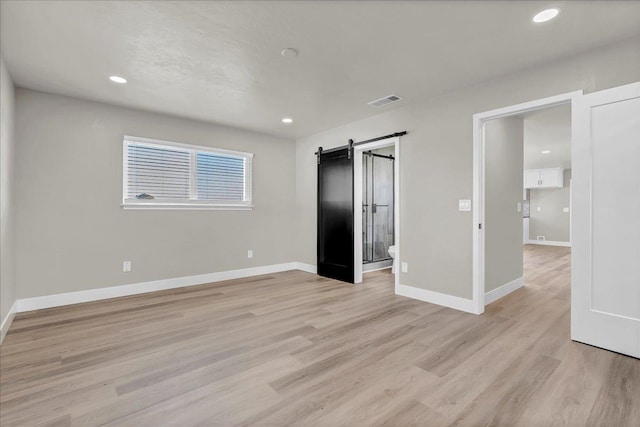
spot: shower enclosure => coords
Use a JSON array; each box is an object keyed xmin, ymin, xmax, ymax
[{"xmin": 362, "ymin": 150, "xmax": 394, "ymax": 264}]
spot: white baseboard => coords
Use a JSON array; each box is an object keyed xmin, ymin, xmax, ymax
[
  {"xmin": 363, "ymin": 260, "xmax": 393, "ymax": 272},
  {"xmin": 396, "ymin": 284, "xmax": 477, "ymax": 314},
  {"xmin": 293, "ymin": 262, "xmax": 317, "ymax": 274},
  {"xmin": 363, "ymin": 266, "xmax": 393, "ymax": 273},
  {"xmin": 16, "ymin": 262, "xmax": 309, "ymax": 313},
  {"xmin": 485, "ymin": 276, "xmax": 524, "ymax": 305},
  {"xmin": 0, "ymin": 301, "xmax": 18, "ymax": 345},
  {"xmin": 526, "ymin": 240, "xmax": 571, "ymax": 247}
]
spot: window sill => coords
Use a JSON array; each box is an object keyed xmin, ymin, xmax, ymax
[{"xmin": 121, "ymin": 203, "xmax": 254, "ymax": 211}]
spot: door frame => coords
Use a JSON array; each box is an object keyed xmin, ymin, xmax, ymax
[
  {"xmin": 472, "ymin": 90, "xmax": 582, "ymax": 314},
  {"xmin": 354, "ymin": 136, "xmax": 400, "ymax": 290}
]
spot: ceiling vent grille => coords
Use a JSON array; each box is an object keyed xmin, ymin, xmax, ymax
[{"xmin": 368, "ymin": 94, "xmax": 402, "ymax": 108}]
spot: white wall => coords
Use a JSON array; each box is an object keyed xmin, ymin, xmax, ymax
[
  {"xmin": 0, "ymin": 56, "xmax": 16, "ymax": 331},
  {"xmin": 529, "ymin": 169, "xmax": 572, "ymax": 242},
  {"xmin": 14, "ymin": 89, "xmax": 297, "ymax": 299},
  {"xmin": 523, "ymin": 105, "xmax": 571, "ymax": 170},
  {"xmin": 295, "ymin": 37, "xmax": 640, "ymax": 300},
  {"xmin": 7, "ymin": 37, "xmax": 640, "ymax": 311},
  {"xmin": 484, "ymin": 117, "xmax": 524, "ymax": 292}
]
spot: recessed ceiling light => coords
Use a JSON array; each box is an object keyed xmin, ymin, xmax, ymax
[
  {"xmin": 282, "ymin": 117, "xmax": 293, "ymax": 124},
  {"xmin": 533, "ymin": 8, "xmax": 559, "ymax": 23},
  {"xmin": 281, "ymin": 48, "xmax": 298, "ymax": 58},
  {"xmin": 542, "ymin": 150, "xmax": 551, "ymax": 154},
  {"xmin": 109, "ymin": 75, "xmax": 127, "ymax": 84}
]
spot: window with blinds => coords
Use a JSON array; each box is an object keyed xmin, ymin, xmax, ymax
[{"xmin": 123, "ymin": 136, "xmax": 253, "ymax": 210}]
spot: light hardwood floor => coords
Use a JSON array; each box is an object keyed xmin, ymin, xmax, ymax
[{"xmin": 1, "ymin": 245, "xmax": 638, "ymax": 426}]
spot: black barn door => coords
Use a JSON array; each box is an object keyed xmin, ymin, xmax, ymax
[{"xmin": 317, "ymin": 147, "xmax": 354, "ymax": 283}]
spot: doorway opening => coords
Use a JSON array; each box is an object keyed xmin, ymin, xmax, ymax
[
  {"xmin": 316, "ymin": 132, "xmax": 403, "ymax": 285},
  {"xmin": 522, "ymin": 105, "xmax": 572, "ymax": 249},
  {"xmin": 472, "ymin": 91, "xmax": 582, "ymax": 314},
  {"xmin": 483, "ymin": 103, "xmax": 573, "ymax": 320},
  {"xmin": 354, "ymin": 137, "xmax": 400, "ymax": 288},
  {"xmin": 476, "ymin": 83, "xmax": 640, "ymax": 358},
  {"xmin": 362, "ymin": 147, "xmax": 395, "ymax": 272}
]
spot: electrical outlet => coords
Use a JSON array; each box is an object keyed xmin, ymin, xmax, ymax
[
  {"xmin": 247, "ymin": 250, "xmax": 253, "ymax": 259},
  {"xmin": 458, "ymin": 200, "xmax": 471, "ymax": 212},
  {"xmin": 563, "ymin": 207, "xmax": 569, "ymax": 213},
  {"xmin": 537, "ymin": 206, "xmax": 542, "ymax": 212},
  {"xmin": 401, "ymin": 262, "xmax": 408, "ymax": 273},
  {"xmin": 537, "ymin": 236, "xmax": 545, "ymax": 241},
  {"xmin": 123, "ymin": 261, "xmax": 131, "ymax": 272}
]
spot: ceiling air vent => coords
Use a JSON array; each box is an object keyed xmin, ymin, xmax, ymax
[{"xmin": 368, "ymin": 94, "xmax": 402, "ymax": 108}]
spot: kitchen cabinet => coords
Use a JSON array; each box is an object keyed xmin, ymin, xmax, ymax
[{"xmin": 524, "ymin": 168, "xmax": 564, "ymax": 189}]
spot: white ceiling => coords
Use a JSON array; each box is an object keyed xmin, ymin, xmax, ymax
[
  {"xmin": 2, "ymin": 1, "xmax": 640, "ymax": 139},
  {"xmin": 523, "ymin": 104, "xmax": 571, "ymax": 170}
]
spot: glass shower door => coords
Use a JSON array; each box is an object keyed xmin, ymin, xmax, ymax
[{"xmin": 363, "ymin": 152, "xmax": 394, "ymax": 263}]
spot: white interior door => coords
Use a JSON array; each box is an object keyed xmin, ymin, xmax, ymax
[{"xmin": 572, "ymin": 82, "xmax": 640, "ymax": 358}]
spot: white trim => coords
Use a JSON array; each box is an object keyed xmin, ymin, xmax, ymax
[
  {"xmin": 394, "ymin": 140, "xmax": 400, "ymax": 291},
  {"xmin": 396, "ymin": 284, "xmax": 477, "ymax": 314},
  {"xmin": 473, "ymin": 91, "xmax": 582, "ymax": 122},
  {"xmin": 124, "ymin": 135, "xmax": 254, "ymax": 158},
  {"xmin": 0, "ymin": 301, "xmax": 18, "ymax": 345},
  {"xmin": 472, "ymin": 110, "xmax": 485, "ymax": 314},
  {"xmin": 472, "ymin": 90, "xmax": 582, "ymax": 315},
  {"xmin": 363, "ymin": 259, "xmax": 393, "ymax": 272},
  {"xmin": 353, "ymin": 136, "xmax": 400, "ymax": 290},
  {"xmin": 121, "ymin": 203, "xmax": 254, "ymax": 211},
  {"xmin": 485, "ymin": 276, "xmax": 524, "ymax": 305},
  {"xmin": 15, "ymin": 263, "xmax": 306, "ymax": 313},
  {"xmin": 525, "ymin": 240, "xmax": 571, "ymax": 247},
  {"xmin": 293, "ymin": 262, "xmax": 318, "ymax": 274},
  {"xmin": 364, "ymin": 266, "xmax": 393, "ymax": 273},
  {"xmin": 354, "ymin": 149, "xmax": 364, "ymax": 283}
]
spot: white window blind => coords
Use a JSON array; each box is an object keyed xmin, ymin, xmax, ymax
[
  {"xmin": 196, "ymin": 151, "xmax": 250, "ymax": 201},
  {"xmin": 123, "ymin": 136, "xmax": 253, "ymax": 210},
  {"xmin": 126, "ymin": 143, "xmax": 191, "ymax": 200}
]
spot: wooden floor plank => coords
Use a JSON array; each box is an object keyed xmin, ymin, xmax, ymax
[{"xmin": 1, "ymin": 245, "xmax": 638, "ymax": 426}]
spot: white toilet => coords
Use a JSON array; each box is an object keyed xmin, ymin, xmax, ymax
[{"xmin": 388, "ymin": 245, "xmax": 396, "ymax": 274}]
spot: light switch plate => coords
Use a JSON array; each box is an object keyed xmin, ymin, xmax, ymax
[
  {"xmin": 458, "ymin": 199, "xmax": 472, "ymax": 212},
  {"xmin": 123, "ymin": 261, "xmax": 131, "ymax": 272},
  {"xmin": 517, "ymin": 202, "xmax": 522, "ymax": 212},
  {"xmin": 401, "ymin": 262, "xmax": 408, "ymax": 273},
  {"xmin": 563, "ymin": 207, "xmax": 569, "ymax": 213},
  {"xmin": 537, "ymin": 206, "xmax": 542, "ymax": 212}
]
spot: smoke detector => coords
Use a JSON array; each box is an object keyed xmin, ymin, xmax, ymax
[
  {"xmin": 281, "ymin": 48, "xmax": 298, "ymax": 58},
  {"xmin": 368, "ymin": 94, "xmax": 402, "ymax": 108}
]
